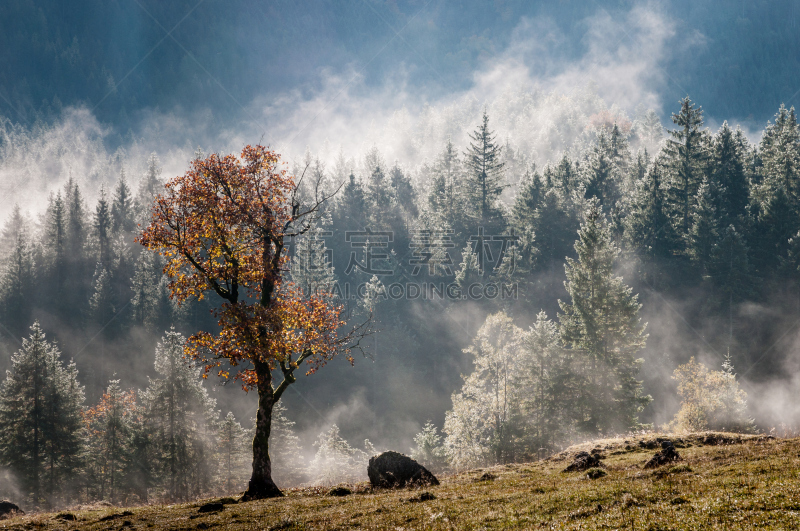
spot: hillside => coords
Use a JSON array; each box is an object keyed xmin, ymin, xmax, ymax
[{"xmin": 1, "ymin": 432, "xmax": 797, "ymax": 530}]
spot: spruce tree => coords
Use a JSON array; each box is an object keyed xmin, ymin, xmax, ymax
[
  {"xmin": 464, "ymin": 111, "xmax": 506, "ymax": 227},
  {"xmin": 136, "ymin": 153, "xmax": 163, "ymax": 225},
  {"xmin": 521, "ymin": 311, "xmax": 565, "ymax": 452},
  {"xmin": 92, "ymin": 185, "xmax": 113, "ymax": 269},
  {"xmin": 558, "ymin": 200, "xmax": 650, "ymax": 435},
  {"xmin": 712, "ymin": 122, "xmax": 749, "ymax": 225},
  {"xmin": 625, "ymin": 158, "xmax": 678, "ymax": 288},
  {"xmin": 0, "ymin": 322, "xmax": 85, "ymax": 507},
  {"xmin": 760, "ymin": 104, "xmax": 800, "ymax": 201},
  {"xmin": 688, "ymin": 179, "xmax": 721, "ymax": 276},
  {"xmin": 665, "ymin": 97, "xmax": 708, "ymax": 236},
  {"xmin": 270, "ymin": 402, "xmax": 305, "ymax": 487},
  {"xmin": 111, "ymin": 168, "xmax": 136, "ymax": 234},
  {"xmin": 584, "ymin": 131, "xmax": 619, "ymax": 207},
  {"xmin": 0, "ymin": 206, "xmax": 33, "ymax": 335},
  {"xmin": 142, "ymin": 330, "xmax": 218, "ymax": 501},
  {"xmin": 443, "ymin": 312, "xmax": 526, "ymax": 467},
  {"xmin": 83, "ymin": 379, "xmax": 135, "ymax": 504},
  {"xmin": 216, "ymin": 411, "xmax": 250, "ymax": 493}
]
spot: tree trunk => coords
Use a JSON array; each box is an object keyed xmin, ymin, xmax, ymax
[{"xmin": 241, "ymin": 360, "xmax": 283, "ymax": 500}]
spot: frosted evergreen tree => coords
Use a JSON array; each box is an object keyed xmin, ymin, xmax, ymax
[
  {"xmin": 759, "ymin": 104, "xmax": 800, "ymax": 201},
  {"xmin": 520, "ymin": 312, "xmax": 564, "ymax": 452},
  {"xmin": 0, "ymin": 322, "xmax": 85, "ymax": 507},
  {"xmin": 270, "ymin": 402, "xmax": 306, "ymax": 487},
  {"xmin": 688, "ymin": 179, "xmax": 721, "ymax": 276},
  {"xmin": 216, "ymin": 412, "xmax": 250, "ymax": 493},
  {"xmin": 454, "ymin": 243, "xmax": 482, "ymax": 289},
  {"xmin": 665, "ymin": 97, "xmax": 708, "ymax": 236},
  {"xmin": 291, "ymin": 216, "xmax": 336, "ymax": 297},
  {"xmin": 464, "ymin": 111, "xmax": 506, "ymax": 228},
  {"xmin": 83, "ymin": 379, "xmax": 135, "ymax": 504},
  {"xmin": 111, "ymin": 168, "xmax": 135, "ymax": 234},
  {"xmin": 89, "ymin": 265, "xmax": 119, "ymax": 336},
  {"xmin": 142, "ymin": 330, "xmax": 219, "ymax": 501},
  {"xmin": 308, "ymin": 424, "xmax": 361, "ymax": 485},
  {"xmin": 0, "ymin": 205, "xmax": 33, "ymax": 334},
  {"xmin": 135, "ymin": 153, "xmax": 163, "ymax": 224},
  {"xmin": 130, "ymin": 250, "xmax": 158, "ymax": 327},
  {"xmin": 712, "ymin": 122, "xmax": 749, "ymax": 225},
  {"xmin": 410, "ymin": 421, "xmax": 448, "ymax": 474},
  {"xmin": 92, "ymin": 185, "xmax": 113, "ymax": 269},
  {"xmin": 444, "ymin": 312, "xmax": 525, "ymax": 468},
  {"xmin": 624, "ymin": 158, "xmax": 679, "ymax": 288},
  {"xmin": 584, "ymin": 131, "xmax": 619, "ymax": 207},
  {"xmin": 559, "ymin": 200, "xmax": 650, "ymax": 435}
]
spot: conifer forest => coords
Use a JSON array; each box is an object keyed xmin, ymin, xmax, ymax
[{"xmin": 1, "ymin": 0, "xmax": 800, "ymax": 511}]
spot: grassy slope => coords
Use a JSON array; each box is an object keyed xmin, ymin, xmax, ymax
[{"xmin": 2, "ymin": 432, "xmax": 799, "ymax": 530}]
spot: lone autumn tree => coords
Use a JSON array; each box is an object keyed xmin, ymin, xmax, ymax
[{"xmin": 138, "ymin": 145, "xmax": 362, "ymax": 499}]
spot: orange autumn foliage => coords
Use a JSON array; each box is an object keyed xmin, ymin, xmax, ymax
[{"xmin": 137, "ymin": 145, "xmax": 349, "ymax": 390}]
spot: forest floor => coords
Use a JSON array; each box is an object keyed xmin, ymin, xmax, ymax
[{"xmin": 3, "ymin": 431, "xmax": 800, "ymax": 530}]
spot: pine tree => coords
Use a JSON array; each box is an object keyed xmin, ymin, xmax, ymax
[
  {"xmin": 584, "ymin": 131, "xmax": 620, "ymax": 207},
  {"xmin": 89, "ymin": 265, "xmax": 119, "ymax": 336},
  {"xmin": 111, "ymin": 169, "xmax": 136, "ymax": 234},
  {"xmin": 63, "ymin": 177, "xmax": 89, "ymax": 325},
  {"xmin": 142, "ymin": 330, "xmax": 218, "ymax": 501},
  {"xmin": 665, "ymin": 97, "xmax": 708, "ymax": 236},
  {"xmin": 520, "ymin": 311, "xmax": 564, "ymax": 452},
  {"xmin": 136, "ymin": 153, "xmax": 163, "ymax": 225},
  {"xmin": 760, "ymin": 104, "xmax": 800, "ymax": 201},
  {"xmin": 753, "ymin": 185, "xmax": 797, "ymax": 277},
  {"xmin": 43, "ymin": 192, "xmax": 67, "ymax": 309},
  {"xmin": 0, "ymin": 206, "xmax": 33, "ymax": 335},
  {"xmin": 443, "ymin": 312, "xmax": 525, "ymax": 467},
  {"xmin": 688, "ymin": 179, "xmax": 721, "ymax": 276},
  {"xmin": 511, "ymin": 168, "xmax": 544, "ymax": 230},
  {"xmin": 130, "ymin": 251, "xmax": 158, "ymax": 327},
  {"xmin": 291, "ymin": 219, "xmax": 336, "ymax": 297},
  {"xmin": 308, "ymin": 424, "xmax": 361, "ymax": 485},
  {"xmin": 712, "ymin": 122, "xmax": 749, "ymax": 226},
  {"xmin": 410, "ymin": 421, "xmax": 448, "ymax": 474},
  {"xmin": 464, "ymin": 111, "xmax": 506, "ymax": 227},
  {"xmin": 216, "ymin": 412, "xmax": 250, "ymax": 493},
  {"xmin": 708, "ymin": 226, "xmax": 752, "ymax": 336},
  {"xmin": 559, "ymin": 200, "xmax": 650, "ymax": 435},
  {"xmin": 389, "ymin": 164, "xmax": 418, "ymax": 218},
  {"xmin": 92, "ymin": 185, "xmax": 113, "ymax": 270},
  {"xmin": 270, "ymin": 402, "xmax": 305, "ymax": 487},
  {"xmin": 0, "ymin": 322, "xmax": 85, "ymax": 507},
  {"xmin": 625, "ymin": 158, "xmax": 679, "ymax": 288},
  {"xmin": 83, "ymin": 379, "xmax": 136, "ymax": 504}
]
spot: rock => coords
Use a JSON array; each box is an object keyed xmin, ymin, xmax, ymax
[
  {"xmin": 0, "ymin": 501, "xmax": 23, "ymax": 520},
  {"xmin": 408, "ymin": 492, "xmax": 436, "ymax": 502},
  {"xmin": 644, "ymin": 442, "xmax": 681, "ymax": 469},
  {"xmin": 586, "ymin": 468, "xmax": 607, "ymax": 479},
  {"xmin": 563, "ymin": 451, "xmax": 604, "ymax": 472},
  {"xmin": 198, "ymin": 502, "xmax": 224, "ymax": 513},
  {"xmin": 367, "ymin": 451, "xmax": 439, "ymax": 488},
  {"xmin": 56, "ymin": 512, "xmax": 76, "ymax": 521},
  {"xmin": 475, "ymin": 472, "xmax": 497, "ymax": 482},
  {"xmin": 328, "ymin": 486, "xmax": 352, "ymax": 497}
]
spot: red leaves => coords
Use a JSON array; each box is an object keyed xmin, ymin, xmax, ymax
[{"xmin": 137, "ymin": 145, "xmax": 347, "ymax": 390}]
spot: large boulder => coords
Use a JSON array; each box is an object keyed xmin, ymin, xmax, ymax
[
  {"xmin": 367, "ymin": 451, "xmax": 439, "ymax": 488},
  {"xmin": 0, "ymin": 500, "xmax": 23, "ymax": 520}
]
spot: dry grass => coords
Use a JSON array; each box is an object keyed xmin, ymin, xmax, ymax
[{"xmin": 2, "ymin": 431, "xmax": 798, "ymax": 530}]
